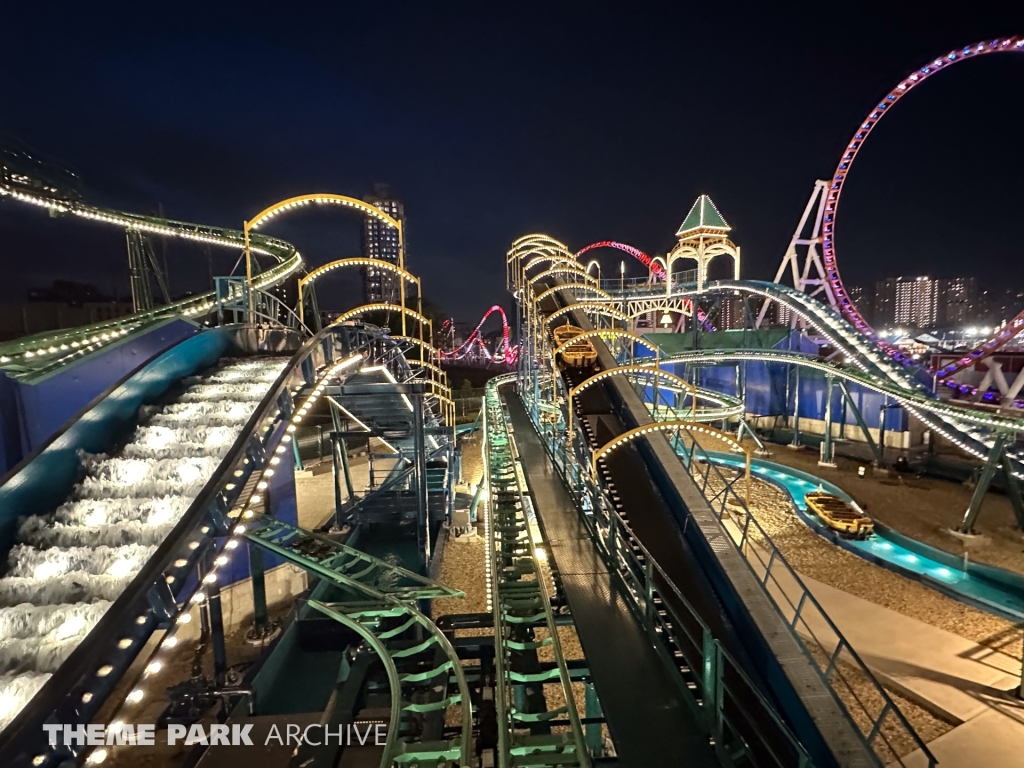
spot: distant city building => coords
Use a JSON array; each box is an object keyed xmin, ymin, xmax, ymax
[
  {"xmin": 872, "ymin": 276, "xmax": 938, "ymax": 329},
  {"xmin": 938, "ymin": 277, "xmax": 976, "ymax": 329},
  {"xmin": 361, "ymin": 183, "xmax": 406, "ymax": 304},
  {"xmin": 845, "ymin": 285, "xmax": 871, "ymax": 324},
  {"xmin": 0, "ymin": 281, "xmax": 132, "ymax": 342},
  {"xmin": 719, "ymin": 294, "xmax": 746, "ymax": 330},
  {"xmin": 894, "ymin": 276, "xmax": 938, "ymax": 329},
  {"xmin": 981, "ymin": 286, "xmax": 1024, "ymax": 328},
  {"xmin": 874, "ymin": 278, "xmax": 898, "ymax": 327}
]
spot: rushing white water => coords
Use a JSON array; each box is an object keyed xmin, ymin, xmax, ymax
[{"xmin": 0, "ymin": 356, "xmax": 287, "ymax": 731}]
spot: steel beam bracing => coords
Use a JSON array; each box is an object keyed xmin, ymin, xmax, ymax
[
  {"xmin": 483, "ymin": 377, "xmax": 592, "ymax": 768},
  {"xmin": 662, "ymin": 347, "xmax": 1024, "ymax": 480},
  {"xmin": 243, "ymin": 515, "xmax": 461, "ymax": 601},
  {"xmin": 573, "ymin": 275, "xmax": 1024, "ymax": 476},
  {"xmin": 513, "ymin": 255, "xmax": 937, "ymax": 767}
]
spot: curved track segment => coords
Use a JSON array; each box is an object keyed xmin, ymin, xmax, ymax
[
  {"xmin": 608, "ymin": 278, "xmax": 1024, "ymax": 473},
  {"xmin": 662, "ymin": 347, "xmax": 1024, "ymax": 477},
  {"xmin": 819, "ymin": 37, "xmax": 1024, "ymax": 341},
  {"xmin": 0, "ymin": 184, "xmax": 302, "ymax": 373}
]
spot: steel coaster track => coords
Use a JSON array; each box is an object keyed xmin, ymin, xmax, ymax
[
  {"xmin": 523, "ymin": 273, "xmax": 935, "ymax": 766},
  {"xmin": 662, "ymin": 348, "xmax": 1024, "ymax": 479},
  {"xmin": 518, "ymin": 384, "xmax": 819, "ymax": 768},
  {"xmin": 244, "ymin": 516, "xmax": 463, "ymax": 601},
  {"xmin": 571, "ymin": 277, "xmax": 1024, "ymax": 472},
  {"xmin": 0, "ymin": 183, "xmax": 302, "ymax": 371},
  {"xmin": 306, "ymin": 599, "xmax": 471, "ymax": 766},
  {"xmin": 239, "ymin": 516, "xmax": 473, "ymax": 766},
  {"xmin": 0, "ymin": 321, "xmax": 454, "ymax": 767},
  {"xmin": 483, "ymin": 376, "xmax": 592, "ymax": 768}
]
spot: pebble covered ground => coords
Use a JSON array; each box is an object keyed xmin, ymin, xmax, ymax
[
  {"xmin": 445, "ymin": 429, "xmax": 1021, "ymax": 755},
  {"xmin": 741, "ymin": 446, "xmax": 1023, "ymax": 662},
  {"xmin": 766, "ymin": 446, "xmax": 1024, "ymax": 578},
  {"xmin": 695, "ymin": 461, "xmax": 959, "ymax": 753}
]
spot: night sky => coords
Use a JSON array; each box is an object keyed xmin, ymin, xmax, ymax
[{"xmin": 1, "ymin": 4, "xmax": 1022, "ymax": 324}]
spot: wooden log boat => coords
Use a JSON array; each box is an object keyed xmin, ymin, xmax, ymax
[
  {"xmin": 553, "ymin": 323, "xmax": 598, "ymax": 368},
  {"xmin": 804, "ymin": 491, "xmax": 873, "ymax": 538}
]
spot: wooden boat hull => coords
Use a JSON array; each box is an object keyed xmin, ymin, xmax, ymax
[
  {"xmin": 804, "ymin": 492, "xmax": 873, "ymax": 538},
  {"xmin": 553, "ymin": 324, "xmax": 598, "ymax": 368}
]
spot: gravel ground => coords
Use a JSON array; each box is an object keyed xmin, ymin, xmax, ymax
[
  {"xmin": 763, "ymin": 445, "xmax": 1024, "ymax": 578},
  {"xmin": 687, "ymin": 452, "xmax": 1024, "ymax": 754},
  {"xmin": 728, "ymin": 467, "xmax": 1021, "ymax": 662},
  {"xmin": 460, "ymin": 433, "xmax": 484, "ymax": 489}
]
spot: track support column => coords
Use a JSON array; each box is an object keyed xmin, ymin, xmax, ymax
[
  {"xmin": 838, "ymin": 380, "xmax": 882, "ymax": 465},
  {"xmin": 789, "ymin": 366, "xmax": 801, "ymax": 449},
  {"xmin": 819, "ymin": 376, "xmax": 836, "ymax": 467},
  {"xmin": 958, "ymin": 434, "xmax": 1009, "ymax": 534}
]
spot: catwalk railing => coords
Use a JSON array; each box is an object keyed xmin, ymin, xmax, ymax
[
  {"xmin": 513, "ymin": 380, "xmax": 819, "ymax": 768},
  {"xmin": 483, "ymin": 375, "xmax": 592, "ymax": 768},
  {"xmin": 670, "ymin": 431, "xmax": 934, "ymax": 767}
]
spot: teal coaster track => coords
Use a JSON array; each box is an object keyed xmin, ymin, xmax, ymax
[{"xmin": 0, "ymin": 180, "xmax": 303, "ymax": 375}]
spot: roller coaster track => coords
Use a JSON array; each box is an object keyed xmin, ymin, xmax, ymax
[
  {"xmin": 791, "ymin": 37, "xmax": 1024, "ymax": 378},
  {"xmin": 244, "ymin": 516, "xmax": 473, "ymax": 767},
  {"xmin": 0, "ymin": 321, "xmax": 457, "ymax": 766},
  {"xmin": 0, "ymin": 183, "xmax": 303, "ymax": 371},
  {"xmin": 483, "ymin": 376, "xmax": 591, "ymax": 768},
  {"xmin": 573, "ymin": 275, "xmax": 1024, "ymax": 471},
  {"xmin": 520, "ymin": 270, "xmax": 935, "ymax": 767},
  {"xmin": 818, "ymin": 37, "xmax": 1024, "ymax": 348},
  {"xmin": 662, "ymin": 348, "xmax": 1024, "ymax": 478}
]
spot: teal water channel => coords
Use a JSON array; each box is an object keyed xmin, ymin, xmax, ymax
[{"xmin": 704, "ymin": 452, "xmax": 1024, "ymax": 621}]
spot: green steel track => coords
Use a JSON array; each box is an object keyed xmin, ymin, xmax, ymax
[
  {"xmin": 484, "ymin": 375, "xmax": 592, "ymax": 768},
  {"xmin": 243, "ymin": 515, "xmax": 474, "ymax": 767},
  {"xmin": 0, "ymin": 183, "xmax": 302, "ymax": 373}
]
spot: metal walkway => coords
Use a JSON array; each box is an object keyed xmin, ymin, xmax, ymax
[{"xmin": 504, "ymin": 391, "xmax": 719, "ymax": 768}]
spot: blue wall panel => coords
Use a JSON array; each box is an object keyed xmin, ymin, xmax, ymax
[
  {"xmin": 0, "ymin": 319, "xmax": 200, "ymax": 473},
  {"xmin": 0, "ymin": 328, "xmax": 231, "ymax": 557},
  {"xmin": 651, "ymin": 330, "xmax": 908, "ymax": 432}
]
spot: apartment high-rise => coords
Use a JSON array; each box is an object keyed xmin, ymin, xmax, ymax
[
  {"xmin": 894, "ymin": 276, "xmax": 939, "ymax": 329},
  {"xmin": 845, "ymin": 285, "xmax": 871, "ymax": 325},
  {"xmin": 871, "ymin": 276, "xmax": 939, "ymax": 329},
  {"xmin": 718, "ymin": 293, "xmax": 745, "ymax": 330},
  {"xmin": 873, "ymin": 278, "xmax": 898, "ymax": 328},
  {"xmin": 361, "ymin": 183, "xmax": 406, "ymax": 304}
]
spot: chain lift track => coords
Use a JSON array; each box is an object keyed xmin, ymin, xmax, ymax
[{"xmin": 483, "ymin": 377, "xmax": 592, "ymax": 768}]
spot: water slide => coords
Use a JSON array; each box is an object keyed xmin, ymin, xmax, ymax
[{"xmin": 0, "ymin": 320, "xmax": 443, "ymax": 761}]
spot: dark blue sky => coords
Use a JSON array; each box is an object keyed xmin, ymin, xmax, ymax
[{"xmin": 1, "ymin": 4, "xmax": 1022, "ymax": 323}]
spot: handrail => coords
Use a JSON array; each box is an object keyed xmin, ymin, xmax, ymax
[
  {"xmin": 512, "ymin": 381, "xmax": 817, "ymax": 768},
  {"xmin": 484, "ymin": 376, "xmax": 591, "ymax": 768},
  {"xmin": 662, "ymin": 348, "xmax": 1024, "ymax": 477},
  {"xmin": 674, "ymin": 431, "xmax": 935, "ymax": 767},
  {"xmin": 0, "ymin": 321, "xmax": 417, "ymax": 764},
  {"xmin": 0, "ymin": 184, "xmax": 301, "ymax": 367}
]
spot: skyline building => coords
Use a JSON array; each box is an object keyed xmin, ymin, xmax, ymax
[
  {"xmin": 361, "ymin": 183, "xmax": 406, "ymax": 304},
  {"xmin": 938, "ymin": 277, "xmax": 977, "ymax": 329},
  {"xmin": 894, "ymin": 276, "xmax": 938, "ymax": 329}
]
